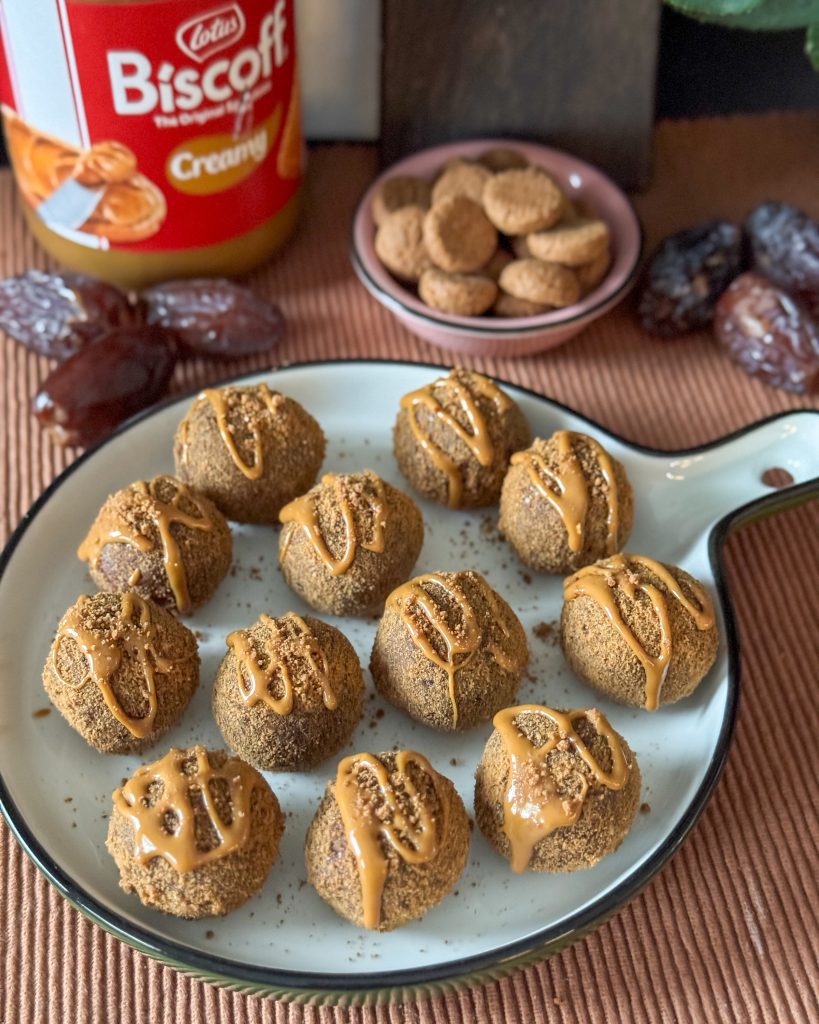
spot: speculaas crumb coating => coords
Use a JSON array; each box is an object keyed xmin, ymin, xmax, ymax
[
  {"xmin": 499, "ymin": 432, "xmax": 634, "ymax": 575},
  {"xmin": 213, "ymin": 613, "xmax": 364, "ymax": 771},
  {"xmin": 305, "ymin": 751, "xmax": 470, "ymax": 931},
  {"xmin": 560, "ymin": 555, "xmax": 718, "ymax": 709},
  {"xmin": 42, "ymin": 591, "xmax": 199, "ymax": 754},
  {"xmin": 393, "ymin": 368, "xmax": 532, "ymax": 509},
  {"xmin": 370, "ymin": 570, "xmax": 529, "ymax": 731},
  {"xmin": 474, "ymin": 708, "xmax": 641, "ymax": 872},
  {"xmin": 174, "ymin": 385, "xmax": 326, "ymax": 524},
  {"xmin": 78, "ymin": 474, "xmax": 232, "ymax": 615},
  {"xmin": 278, "ymin": 470, "xmax": 424, "ymax": 617},
  {"xmin": 107, "ymin": 747, "xmax": 283, "ymax": 919}
]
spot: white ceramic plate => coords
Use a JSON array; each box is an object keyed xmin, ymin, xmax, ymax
[{"xmin": 1, "ymin": 361, "xmax": 817, "ymax": 1006}]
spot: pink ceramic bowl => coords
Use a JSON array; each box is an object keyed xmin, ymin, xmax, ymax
[{"xmin": 351, "ymin": 138, "xmax": 643, "ymax": 358}]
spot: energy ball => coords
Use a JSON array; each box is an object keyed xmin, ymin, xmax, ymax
[
  {"xmin": 213, "ymin": 612, "xmax": 364, "ymax": 771},
  {"xmin": 499, "ymin": 431, "xmax": 634, "ymax": 575},
  {"xmin": 305, "ymin": 749, "xmax": 470, "ymax": 931},
  {"xmin": 107, "ymin": 745, "xmax": 283, "ymax": 919},
  {"xmin": 394, "ymin": 367, "xmax": 532, "ymax": 509},
  {"xmin": 174, "ymin": 384, "xmax": 326, "ymax": 524},
  {"xmin": 474, "ymin": 704, "xmax": 641, "ymax": 872},
  {"xmin": 561, "ymin": 554, "xmax": 718, "ymax": 710},
  {"xmin": 371, "ymin": 570, "xmax": 529, "ymax": 731},
  {"xmin": 279, "ymin": 469, "xmax": 424, "ymax": 617},
  {"xmin": 78, "ymin": 474, "xmax": 232, "ymax": 615},
  {"xmin": 42, "ymin": 591, "xmax": 199, "ymax": 754}
]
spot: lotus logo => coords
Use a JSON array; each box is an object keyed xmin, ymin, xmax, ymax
[{"xmin": 176, "ymin": 4, "xmax": 246, "ymax": 64}]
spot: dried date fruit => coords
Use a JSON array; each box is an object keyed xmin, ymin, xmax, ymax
[
  {"xmin": 143, "ymin": 278, "xmax": 286, "ymax": 358},
  {"xmin": 745, "ymin": 201, "xmax": 819, "ymax": 301},
  {"xmin": 714, "ymin": 272, "xmax": 819, "ymax": 395},
  {"xmin": 33, "ymin": 326, "xmax": 177, "ymax": 447},
  {"xmin": 0, "ymin": 270, "xmax": 134, "ymax": 360},
  {"xmin": 637, "ymin": 220, "xmax": 744, "ymax": 337}
]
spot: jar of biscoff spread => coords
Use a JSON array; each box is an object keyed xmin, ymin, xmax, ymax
[{"xmin": 0, "ymin": 0, "xmax": 302, "ymax": 288}]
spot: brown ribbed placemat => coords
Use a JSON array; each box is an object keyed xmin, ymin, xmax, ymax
[{"xmin": 1, "ymin": 112, "xmax": 818, "ymax": 1024}]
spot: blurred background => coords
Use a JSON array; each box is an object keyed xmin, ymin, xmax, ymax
[{"xmin": 1, "ymin": 3, "xmax": 816, "ymax": 172}]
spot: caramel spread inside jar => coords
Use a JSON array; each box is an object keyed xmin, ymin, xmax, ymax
[
  {"xmin": 0, "ymin": 0, "xmax": 303, "ymax": 289},
  {"xmin": 563, "ymin": 555, "xmax": 715, "ymax": 710},
  {"xmin": 494, "ymin": 704, "xmax": 630, "ymax": 872},
  {"xmin": 113, "ymin": 745, "xmax": 261, "ymax": 872},
  {"xmin": 333, "ymin": 750, "xmax": 446, "ymax": 929},
  {"xmin": 400, "ymin": 369, "xmax": 511, "ymax": 508}
]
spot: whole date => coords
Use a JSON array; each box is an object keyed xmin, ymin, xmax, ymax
[
  {"xmin": 713, "ymin": 273, "xmax": 819, "ymax": 394},
  {"xmin": 745, "ymin": 201, "xmax": 819, "ymax": 302},
  {"xmin": 33, "ymin": 327, "xmax": 177, "ymax": 447},
  {"xmin": 143, "ymin": 279, "xmax": 286, "ymax": 358},
  {"xmin": 0, "ymin": 270, "xmax": 134, "ymax": 360},
  {"xmin": 637, "ymin": 220, "xmax": 744, "ymax": 337}
]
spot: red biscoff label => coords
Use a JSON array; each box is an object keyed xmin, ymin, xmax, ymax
[{"xmin": 0, "ymin": 0, "xmax": 301, "ymax": 251}]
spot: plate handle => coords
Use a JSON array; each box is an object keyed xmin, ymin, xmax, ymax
[{"xmin": 656, "ymin": 410, "xmax": 819, "ymax": 535}]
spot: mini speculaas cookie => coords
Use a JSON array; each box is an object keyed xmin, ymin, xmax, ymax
[
  {"xmin": 431, "ymin": 160, "xmax": 492, "ymax": 206},
  {"xmin": 526, "ymin": 218, "xmax": 610, "ymax": 266},
  {"xmin": 478, "ymin": 147, "xmax": 529, "ymax": 173},
  {"xmin": 418, "ymin": 269, "xmax": 498, "ymax": 316},
  {"xmin": 492, "ymin": 291, "xmax": 552, "ymax": 317},
  {"xmin": 483, "ymin": 169, "xmax": 565, "ymax": 235},
  {"xmin": 375, "ymin": 206, "xmax": 434, "ymax": 282},
  {"xmin": 499, "ymin": 258, "xmax": 580, "ymax": 307},
  {"xmin": 576, "ymin": 249, "xmax": 612, "ymax": 294},
  {"xmin": 372, "ymin": 176, "xmax": 432, "ymax": 227},
  {"xmin": 423, "ymin": 195, "xmax": 498, "ymax": 273}
]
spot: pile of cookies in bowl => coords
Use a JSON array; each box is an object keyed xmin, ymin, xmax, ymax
[
  {"xmin": 351, "ymin": 140, "xmax": 642, "ymax": 355},
  {"xmin": 374, "ymin": 147, "xmax": 612, "ymax": 318}
]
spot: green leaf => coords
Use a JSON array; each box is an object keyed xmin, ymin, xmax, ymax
[
  {"xmin": 807, "ymin": 24, "xmax": 819, "ymax": 67},
  {"xmin": 666, "ymin": 0, "xmax": 819, "ymax": 29},
  {"xmin": 666, "ymin": 0, "xmax": 761, "ymax": 14}
]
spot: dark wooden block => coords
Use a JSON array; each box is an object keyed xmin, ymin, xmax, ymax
[{"xmin": 381, "ymin": 0, "xmax": 661, "ymax": 189}]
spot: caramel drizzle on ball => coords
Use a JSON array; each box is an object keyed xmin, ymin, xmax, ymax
[
  {"xmin": 333, "ymin": 750, "xmax": 446, "ymax": 930},
  {"xmin": 49, "ymin": 592, "xmax": 177, "ymax": 739},
  {"xmin": 78, "ymin": 476, "xmax": 216, "ymax": 615},
  {"xmin": 278, "ymin": 472, "xmax": 386, "ymax": 577},
  {"xmin": 226, "ymin": 612, "xmax": 335, "ymax": 715},
  {"xmin": 181, "ymin": 385, "xmax": 281, "ymax": 481},
  {"xmin": 494, "ymin": 704, "xmax": 630, "ymax": 873},
  {"xmin": 511, "ymin": 431, "xmax": 620, "ymax": 554},
  {"xmin": 387, "ymin": 573, "xmax": 519, "ymax": 727},
  {"xmin": 563, "ymin": 555, "xmax": 715, "ymax": 711},
  {"xmin": 400, "ymin": 369, "xmax": 511, "ymax": 508},
  {"xmin": 112, "ymin": 746, "xmax": 260, "ymax": 873}
]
